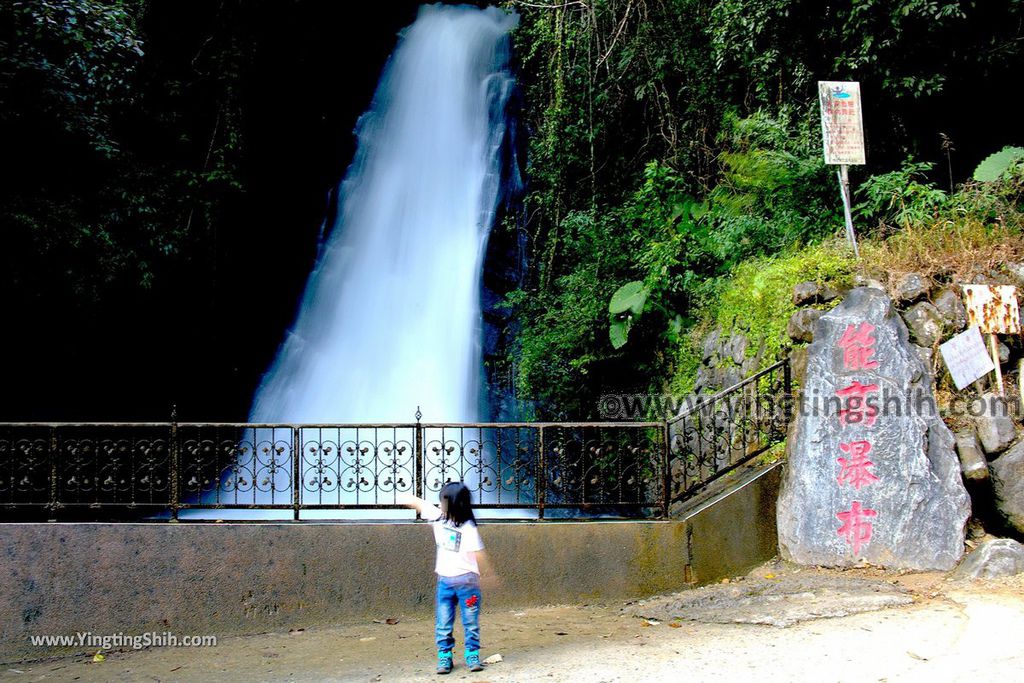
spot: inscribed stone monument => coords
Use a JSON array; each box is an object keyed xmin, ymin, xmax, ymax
[{"xmin": 777, "ymin": 288, "xmax": 970, "ymax": 570}]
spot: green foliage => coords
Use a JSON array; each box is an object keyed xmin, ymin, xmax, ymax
[
  {"xmin": 709, "ymin": 0, "xmax": 1003, "ymax": 104},
  {"xmin": 510, "ymin": 108, "xmax": 849, "ymax": 417},
  {"xmin": 511, "ymin": 0, "xmax": 725, "ymax": 291},
  {"xmin": 1, "ymin": 0, "xmax": 145, "ymax": 156},
  {"xmin": 856, "ymin": 160, "xmax": 949, "ymax": 231},
  {"xmin": 509, "ymin": 0, "xmax": 1024, "ymax": 417},
  {"xmin": 670, "ymin": 242, "xmax": 856, "ymax": 393},
  {"xmin": 705, "ymin": 108, "xmax": 840, "ymax": 265},
  {"xmin": 859, "ymin": 169, "xmax": 1024, "ymax": 281},
  {"xmin": 608, "ymin": 281, "xmax": 648, "ymax": 316},
  {"xmin": 974, "ymin": 147, "xmax": 1024, "ymax": 183},
  {"xmin": 0, "ymin": 0, "xmax": 249, "ymax": 306},
  {"xmin": 608, "ymin": 280, "xmax": 647, "ymax": 349},
  {"xmin": 508, "ymin": 208, "xmax": 635, "ymax": 419}
]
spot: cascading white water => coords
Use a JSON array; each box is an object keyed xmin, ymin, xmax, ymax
[{"xmin": 250, "ymin": 5, "xmax": 518, "ymax": 424}]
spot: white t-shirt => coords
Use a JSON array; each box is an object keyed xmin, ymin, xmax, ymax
[{"xmin": 422, "ymin": 506, "xmax": 484, "ymax": 577}]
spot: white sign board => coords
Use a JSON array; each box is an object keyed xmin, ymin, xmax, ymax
[
  {"xmin": 818, "ymin": 81, "xmax": 866, "ymax": 165},
  {"xmin": 940, "ymin": 326, "xmax": 995, "ymax": 390}
]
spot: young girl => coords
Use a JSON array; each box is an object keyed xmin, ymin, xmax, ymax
[{"xmin": 400, "ymin": 483, "xmax": 493, "ymax": 674}]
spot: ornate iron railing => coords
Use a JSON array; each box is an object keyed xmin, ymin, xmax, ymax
[
  {"xmin": 0, "ymin": 358, "xmax": 791, "ymax": 522},
  {"xmin": 667, "ymin": 359, "xmax": 792, "ymax": 501},
  {"xmin": 0, "ymin": 421, "xmax": 667, "ymax": 520}
]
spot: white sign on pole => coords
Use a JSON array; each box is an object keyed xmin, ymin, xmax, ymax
[
  {"xmin": 940, "ymin": 326, "xmax": 995, "ymax": 390},
  {"xmin": 818, "ymin": 81, "xmax": 866, "ymax": 166}
]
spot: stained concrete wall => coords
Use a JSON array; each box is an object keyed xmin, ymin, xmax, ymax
[
  {"xmin": 682, "ymin": 462, "xmax": 783, "ymax": 584},
  {"xmin": 0, "ymin": 463, "xmax": 783, "ymax": 663},
  {"xmin": 0, "ymin": 521, "xmax": 688, "ymax": 662}
]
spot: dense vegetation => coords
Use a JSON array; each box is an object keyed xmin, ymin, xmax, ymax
[
  {"xmin": 505, "ymin": 0, "xmax": 1024, "ymax": 419},
  {"xmin": 0, "ymin": 0, "xmax": 423, "ymax": 418},
  {"xmin": 2, "ymin": 1, "xmax": 1023, "ymax": 420}
]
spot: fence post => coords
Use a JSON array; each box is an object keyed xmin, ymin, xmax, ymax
[
  {"xmin": 47, "ymin": 426, "xmax": 58, "ymax": 522},
  {"xmin": 783, "ymin": 356, "xmax": 793, "ymax": 431},
  {"xmin": 536, "ymin": 426, "xmax": 545, "ymax": 519},
  {"xmin": 292, "ymin": 426, "xmax": 301, "ymax": 521},
  {"xmin": 662, "ymin": 422, "xmax": 671, "ymax": 519},
  {"xmin": 170, "ymin": 406, "xmax": 179, "ymax": 522},
  {"xmin": 414, "ymin": 408, "xmax": 423, "ymax": 520}
]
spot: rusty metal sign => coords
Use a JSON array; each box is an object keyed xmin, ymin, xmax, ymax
[{"xmin": 962, "ymin": 285, "xmax": 1021, "ymax": 334}]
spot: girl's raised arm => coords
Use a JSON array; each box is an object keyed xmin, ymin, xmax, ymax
[{"xmin": 397, "ymin": 491, "xmax": 439, "ymax": 517}]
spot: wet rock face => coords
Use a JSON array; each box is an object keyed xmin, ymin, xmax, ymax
[
  {"xmin": 991, "ymin": 441, "xmax": 1024, "ymax": 534},
  {"xmin": 777, "ymin": 287, "xmax": 970, "ymax": 570},
  {"xmin": 952, "ymin": 538, "xmax": 1024, "ymax": 579}
]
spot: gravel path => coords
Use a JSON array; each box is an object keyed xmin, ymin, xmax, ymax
[{"xmin": 3, "ymin": 563, "xmax": 1023, "ymax": 683}]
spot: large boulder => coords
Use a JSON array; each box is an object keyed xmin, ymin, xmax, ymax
[
  {"xmin": 777, "ymin": 287, "xmax": 970, "ymax": 570},
  {"xmin": 952, "ymin": 538, "xmax": 1024, "ymax": 579},
  {"xmin": 791, "ymin": 281, "xmax": 841, "ymax": 307},
  {"xmin": 991, "ymin": 441, "xmax": 1024, "ymax": 534},
  {"xmin": 789, "ymin": 346, "xmax": 809, "ymax": 387},
  {"xmin": 973, "ymin": 393, "xmax": 1017, "ymax": 455},
  {"xmin": 853, "ymin": 274, "xmax": 886, "ymax": 291}
]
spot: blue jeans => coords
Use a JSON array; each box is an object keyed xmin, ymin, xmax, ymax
[{"xmin": 435, "ymin": 573, "xmax": 482, "ymax": 654}]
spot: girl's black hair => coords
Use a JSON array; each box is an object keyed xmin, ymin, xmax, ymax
[{"xmin": 438, "ymin": 482, "xmax": 476, "ymax": 526}]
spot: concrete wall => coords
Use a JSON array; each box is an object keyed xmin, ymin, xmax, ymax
[
  {"xmin": 682, "ymin": 462, "xmax": 783, "ymax": 583},
  {"xmin": 0, "ymin": 463, "xmax": 783, "ymax": 662},
  {"xmin": 0, "ymin": 520, "xmax": 689, "ymax": 662}
]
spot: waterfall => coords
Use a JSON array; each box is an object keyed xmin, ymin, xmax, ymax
[{"xmin": 250, "ymin": 4, "xmax": 519, "ymax": 424}]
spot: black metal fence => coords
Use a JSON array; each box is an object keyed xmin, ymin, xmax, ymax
[
  {"xmin": 0, "ymin": 421, "xmax": 667, "ymax": 520},
  {"xmin": 0, "ymin": 359, "xmax": 790, "ymax": 521},
  {"xmin": 667, "ymin": 359, "xmax": 791, "ymax": 501}
]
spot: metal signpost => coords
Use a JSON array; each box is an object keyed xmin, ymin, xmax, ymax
[{"xmin": 818, "ymin": 81, "xmax": 866, "ymax": 258}]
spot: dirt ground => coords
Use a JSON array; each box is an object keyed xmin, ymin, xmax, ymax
[{"xmin": 3, "ymin": 560, "xmax": 1023, "ymax": 683}]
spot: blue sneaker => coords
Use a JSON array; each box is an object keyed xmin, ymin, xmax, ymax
[
  {"xmin": 465, "ymin": 650, "xmax": 484, "ymax": 672},
  {"xmin": 437, "ymin": 650, "xmax": 453, "ymax": 675}
]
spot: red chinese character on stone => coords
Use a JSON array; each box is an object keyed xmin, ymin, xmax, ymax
[
  {"xmin": 837, "ymin": 322, "xmax": 879, "ymax": 371},
  {"xmin": 837, "ymin": 501, "xmax": 877, "ymax": 555},
  {"xmin": 837, "ymin": 440, "xmax": 880, "ymax": 490},
  {"xmin": 836, "ymin": 381, "xmax": 879, "ymax": 427}
]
